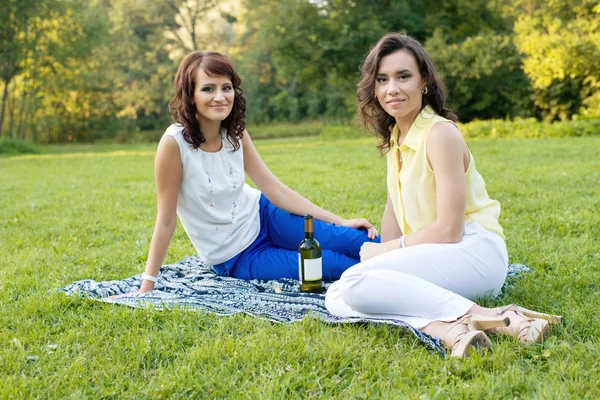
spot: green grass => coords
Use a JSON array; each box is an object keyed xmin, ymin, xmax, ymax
[{"xmin": 1, "ymin": 135, "xmax": 599, "ymax": 398}]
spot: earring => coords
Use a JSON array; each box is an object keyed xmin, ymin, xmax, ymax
[{"xmin": 422, "ymin": 87, "xmax": 429, "ymax": 95}]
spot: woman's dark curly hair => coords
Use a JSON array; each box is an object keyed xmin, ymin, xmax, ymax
[
  {"xmin": 357, "ymin": 33, "xmax": 457, "ymax": 154},
  {"xmin": 168, "ymin": 51, "xmax": 246, "ymax": 150}
]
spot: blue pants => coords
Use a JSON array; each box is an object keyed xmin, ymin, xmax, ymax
[{"xmin": 213, "ymin": 195, "xmax": 380, "ymax": 281}]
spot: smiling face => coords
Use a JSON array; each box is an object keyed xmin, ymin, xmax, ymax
[
  {"xmin": 193, "ymin": 68, "xmax": 235, "ymax": 126},
  {"xmin": 375, "ymin": 49, "xmax": 426, "ymax": 124}
]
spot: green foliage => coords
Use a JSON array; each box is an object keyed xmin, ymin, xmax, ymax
[
  {"xmin": 326, "ymin": 118, "xmax": 600, "ymax": 140},
  {"xmin": 512, "ymin": 0, "xmax": 600, "ymax": 120},
  {"xmin": 2, "ymin": 0, "xmax": 599, "ymax": 142},
  {"xmin": 114, "ymin": 128, "xmax": 166, "ymax": 144},
  {"xmin": 107, "ymin": 0, "xmax": 178, "ymax": 130},
  {"xmin": 238, "ymin": 0, "xmax": 425, "ymax": 123},
  {"xmin": 0, "ymin": 0, "xmax": 63, "ymax": 137},
  {"xmin": 459, "ymin": 118, "xmax": 600, "ymax": 139},
  {"xmin": 1, "ymin": 1, "xmax": 116, "ymax": 142},
  {"xmin": 0, "ymin": 137, "xmax": 39, "ymax": 155},
  {"xmin": 0, "ymin": 0, "xmax": 180, "ymax": 143},
  {"xmin": 112, "ymin": 121, "xmax": 327, "ymax": 143},
  {"xmin": 421, "ymin": 0, "xmax": 512, "ymax": 41},
  {"xmin": 426, "ymin": 31, "xmax": 534, "ymax": 121},
  {"xmin": 1, "ymin": 136, "xmax": 600, "ymax": 397},
  {"xmin": 112, "ymin": 118, "xmax": 600, "ymax": 143},
  {"xmin": 248, "ymin": 122, "xmax": 324, "ymax": 140},
  {"xmin": 318, "ymin": 118, "xmax": 600, "ymax": 141},
  {"xmin": 320, "ymin": 125, "xmax": 370, "ymax": 140}
]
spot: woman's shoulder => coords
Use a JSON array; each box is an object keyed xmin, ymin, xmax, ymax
[
  {"xmin": 163, "ymin": 123, "xmax": 184, "ymax": 138},
  {"xmin": 427, "ymin": 120, "xmax": 463, "ymax": 143},
  {"xmin": 425, "ymin": 121, "xmax": 466, "ymax": 164},
  {"xmin": 160, "ymin": 124, "xmax": 191, "ymax": 160},
  {"xmin": 162, "ymin": 124, "xmax": 189, "ymax": 150}
]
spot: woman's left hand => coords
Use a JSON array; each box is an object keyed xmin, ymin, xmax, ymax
[
  {"xmin": 359, "ymin": 242, "xmax": 389, "ymax": 261},
  {"xmin": 341, "ymin": 218, "xmax": 379, "ymax": 240}
]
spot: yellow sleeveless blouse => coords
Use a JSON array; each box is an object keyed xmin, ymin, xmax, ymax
[{"xmin": 386, "ymin": 106, "xmax": 504, "ymax": 238}]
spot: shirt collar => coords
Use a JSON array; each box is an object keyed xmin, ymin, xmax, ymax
[{"xmin": 390, "ymin": 105, "xmax": 437, "ymax": 151}]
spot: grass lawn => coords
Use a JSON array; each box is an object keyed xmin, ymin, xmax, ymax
[{"xmin": 1, "ymin": 135, "xmax": 599, "ymax": 398}]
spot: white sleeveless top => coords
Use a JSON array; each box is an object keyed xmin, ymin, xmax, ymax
[{"xmin": 164, "ymin": 124, "xmax": 261, "ymax": 265}]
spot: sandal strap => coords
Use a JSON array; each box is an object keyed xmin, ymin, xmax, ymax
[
  {"xmin": 451, "ymin": 331, "xmax": 468, "ymax": 350},
  {"xmin": 442, "ymin": 316, "xmax": 470, "ymax": 348},
  {"xmin": 517, "ymin": 319, "xmax": 536, "ymax": 340}
]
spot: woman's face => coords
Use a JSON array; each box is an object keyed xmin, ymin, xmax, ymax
[
  {"xmin": 374, "ymin": 49, "xmax": 426, "ymax": 122},
  {"xmin": 193, "ymin": 68, "xmax": 235, "ymax": 124}
]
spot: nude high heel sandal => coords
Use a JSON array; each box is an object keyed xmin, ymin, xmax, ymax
[
  {"xmin": 444, "ymin": 315, "xmax": 508, "ymax": 358},
  {"xmin": 497, "ymin": 305, "xmax": 559, "ymax": 343}
]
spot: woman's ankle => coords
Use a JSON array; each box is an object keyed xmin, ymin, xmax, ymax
[
  {"xmin": 467, "ymin": 304, "xmax": 500, "ymax": 317},
  {"xmin": 422, "ymin": 319, "xmax": 468, "ymax": 347}
]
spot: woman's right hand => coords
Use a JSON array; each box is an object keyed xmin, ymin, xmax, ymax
[
  {"xmin": 340, "ymin": 218, "xmax": 379, "ymax": 240},
  {"xmin": 139, "ymin": 279, "xmax": 156, "ymax": 293},
  {"xmin": 107, "ymin": 280, "xmax": 155, "ymax": 299}
]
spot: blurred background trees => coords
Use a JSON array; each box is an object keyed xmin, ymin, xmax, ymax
[{"xmin": 1, "ymin": 0, "xmax": 598, "ymax": 143}]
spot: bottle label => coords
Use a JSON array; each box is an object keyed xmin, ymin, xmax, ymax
[{"xmin": 298, "ymin": 254, "xmax": 322, "ymax": 281}]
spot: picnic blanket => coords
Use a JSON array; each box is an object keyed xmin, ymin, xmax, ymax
[{"xmin": 61, "ymin": 257, "xmax": 530, "ymax": 357}]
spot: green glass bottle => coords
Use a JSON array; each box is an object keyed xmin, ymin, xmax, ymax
[{"xmin": 298, "ymin": 214, "xmax": 323, "ymax": 293}]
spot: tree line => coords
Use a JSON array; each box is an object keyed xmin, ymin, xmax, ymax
[{"xmin": 1, "ymin": 0, "xmax": 598, "ymax": 143}]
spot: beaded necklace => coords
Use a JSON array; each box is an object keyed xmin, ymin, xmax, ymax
[{"xmin": 200, "ymin": 135, "xmax": 238, "ymax": 233}]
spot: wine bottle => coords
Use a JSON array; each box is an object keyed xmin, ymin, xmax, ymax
[{"xmin": 298, "ymin": 214, "xmax": 323, "ymax": 293}]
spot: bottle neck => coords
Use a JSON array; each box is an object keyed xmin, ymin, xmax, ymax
[{"xmin": 304, "ymin": 217, "xmax": 314, "ymax": 239}]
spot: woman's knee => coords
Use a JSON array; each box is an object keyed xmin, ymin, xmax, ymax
[
  {"xmin": 338, "ymin": 264, "xmax": 370, "ymax": 309},
  {"xmin": 324, "ymin": 280, "xmax": 343, "ymax": 314}
]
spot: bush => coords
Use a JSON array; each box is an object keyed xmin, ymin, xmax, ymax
[
  {"xmin": 317, "ymin": 118, "xmax": 600, "ymax": 140},
  {"xmin": 246, "ymin": 117, "xmax": 600, "ymax": 141},
  {"xmin": 426, "ymin": 31, "xmax": 534, "ymax": 121},
  {"xmin": 247, "ymin": 122, "xmax": 324, "ymax": 140},
  {"xmin": 115, "ymin": 129, "xmax": 165, "ymax": 144},
  {"xmin": 459, "ymin": 118, "xmax": 600, "ymax": 139},
  {"xmin": 319, "ymin": 125, "xmax": 370, "ymax": 140},
  {"xmin": 0, "ymin": 137, "xmax": 39, "ymax": 155}
]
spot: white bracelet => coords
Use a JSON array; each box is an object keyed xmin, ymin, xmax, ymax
[
  {"xmin": 141, "ymin": 273, "xmax": 158, "ymax": 283},
  {"xmin": 400, "ymin": 235, "xmax": 406, "ymax": 249}
]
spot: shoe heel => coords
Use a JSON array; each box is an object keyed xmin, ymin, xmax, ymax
[
  {"xmin": 468, "ymin": 314, "xmax": 510, "ymax": 331},
  {"xmin": 451, "ymin": 330, "xmax": 493, "ymax": 358}
]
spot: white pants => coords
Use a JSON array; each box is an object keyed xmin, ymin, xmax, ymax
[{"xmin": 325, "ymin": 222, "xmax": 508, "ymax": 329}]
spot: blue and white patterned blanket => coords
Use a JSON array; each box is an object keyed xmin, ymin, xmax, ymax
[{"xmin": 61, "ymin": 257, "xmax": 529, "ymax": 357}]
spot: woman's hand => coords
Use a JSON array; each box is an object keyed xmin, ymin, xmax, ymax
[
  {"xmin": 107, "ymin": 280, "xmax": 154, "ymax": 299},
  {"xmin": 359, "ymin": 238, "xmax": 401, "ymax": 261},
  {"xmin": 340, "ymin": 218, "xmax": 379, "ymax": 240},
  {"xmin": 359, "ymin": 242, "xmax": 388, "ymax": 261}
]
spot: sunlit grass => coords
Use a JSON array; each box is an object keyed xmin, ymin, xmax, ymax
[{"xmin": 1, "ymin": 135, "xmax": 599, "ymax": 398}]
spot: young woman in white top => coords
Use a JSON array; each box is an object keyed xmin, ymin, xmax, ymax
[{"xmin": 135, "ymin": 51, "xmax": 379, "ymax": 295}]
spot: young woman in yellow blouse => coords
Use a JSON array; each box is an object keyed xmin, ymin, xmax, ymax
[{"xmin": 325, "ymin": 33, "xmax": 562, "ymax": 357}]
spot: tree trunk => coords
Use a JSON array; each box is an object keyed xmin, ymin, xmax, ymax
[
  {"xmin": 20, "ymin": 26, "xmax": 41, "ymax": 141},
  {"xmin": 0, "ymin": 78, "xmax": 10, "ymax": 136},
  {"xmin": 8, "ymin": 83, "xmax": 16, "ymax": 137},
  {"xmin": 18, "ymin": 86, "xmax": 28, "ymax": 140}
]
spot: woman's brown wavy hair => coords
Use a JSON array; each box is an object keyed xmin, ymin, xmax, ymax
[
  {"xmin": 168, "ymin": 51, "xmax": 246, "ymax": 150},
  {"xmin": 357, "ymin": 33, "xmax": 457, "ymax": 154}
]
